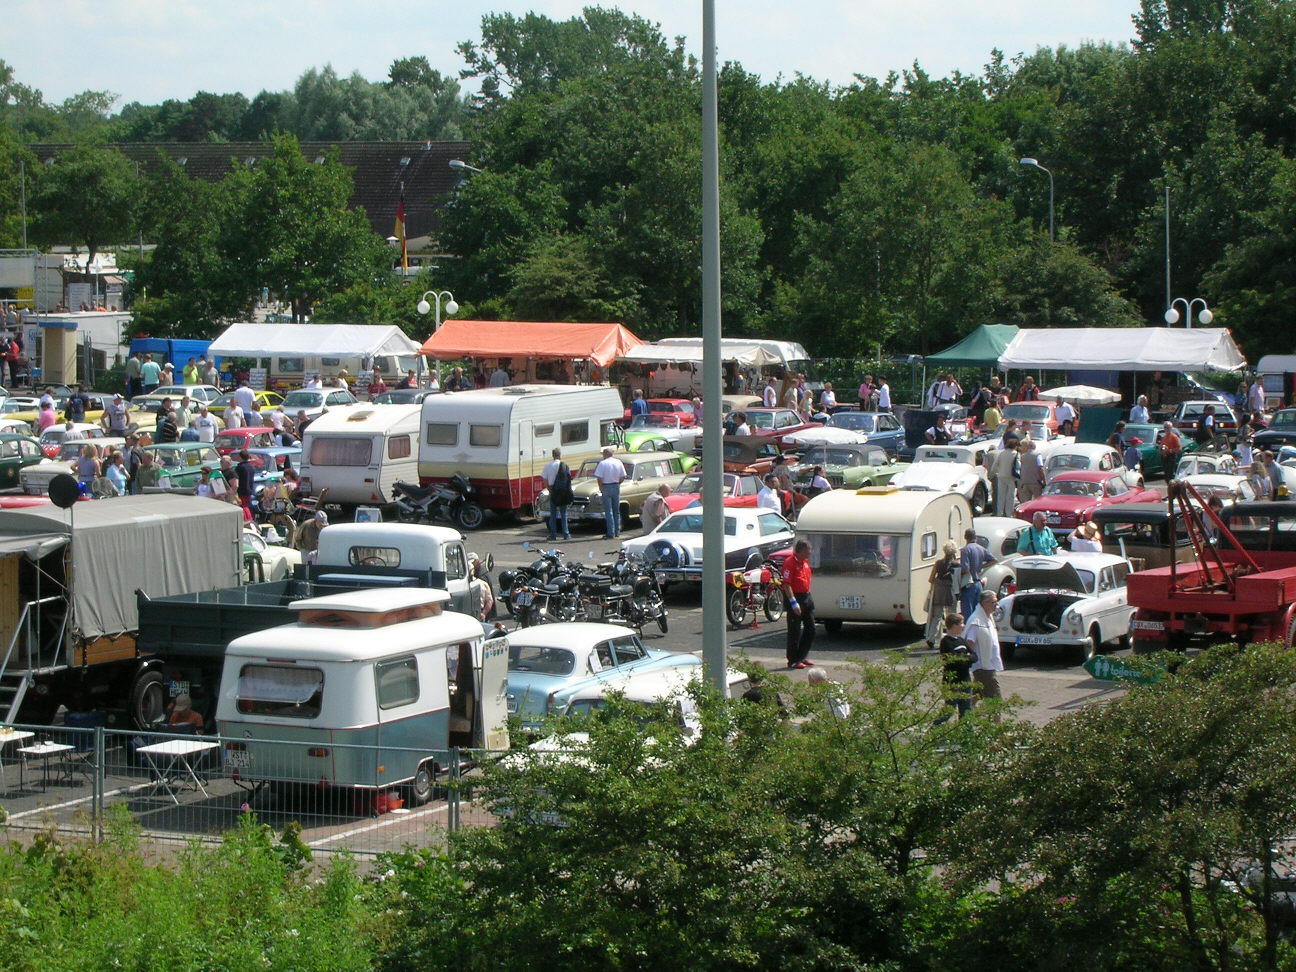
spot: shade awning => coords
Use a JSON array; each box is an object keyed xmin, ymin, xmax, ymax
[
  {"xmin": 420, "ymin": 320, "xmax": 642, "ymax": 368},
  {"xmin": 998, "ymin": 327, "xmax": 1247, "ymax": 373},
  {"xmin": 207, "ymin": 323, "xmax": 422, "ymax": 359},
  {"xmin": 926, "ymin": 324, "xmax": 1020, "ymax": 368},
  {"xmin": 617, "ymin": 342, "xmax": 781, "ymax": 367}
]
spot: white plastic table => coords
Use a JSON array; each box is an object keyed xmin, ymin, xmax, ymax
[
  {"xmin": 0, "ymin": 730, "xmax": 34, "ymax": 791},
  {"xmin": 136, "ymin": 739, "xmax": 221, "ymax": 804},
  {"xmin": 17, "ymin": 741, "xmax": 72, "ymax": 791}
]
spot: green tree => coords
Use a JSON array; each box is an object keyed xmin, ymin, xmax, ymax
[{"xmin": 30, "ymin": 143, "xmax": 139, "ymax": 271}]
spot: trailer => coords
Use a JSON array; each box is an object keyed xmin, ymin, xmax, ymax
[{"xmin": 1127, "ymin": 489, "xmax": 1296, "ymax": 653}]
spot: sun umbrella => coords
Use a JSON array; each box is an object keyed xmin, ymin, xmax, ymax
[{"xmin": 1039, "ymin": 385, "xmax": 1121, "ymax": 407}]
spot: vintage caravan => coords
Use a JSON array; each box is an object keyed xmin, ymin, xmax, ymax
[
  {"xmin": 298, "ymin": 403, "xmax": 420, "ymax": 506},
  {"xmin": 795, "ymin": 486, "xmax": 972, "ymax": 631},
  {"xmin": 418, "ymin": 385, "xmax": 624, "ymax": 515},
  {"xmin": 216, "ymin": 588, "xmax": 508, "ymax": 805}
]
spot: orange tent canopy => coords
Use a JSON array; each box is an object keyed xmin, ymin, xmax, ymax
[{"xmin": 420, "ymin": 320, "xmax": 642, "ymax": 368}]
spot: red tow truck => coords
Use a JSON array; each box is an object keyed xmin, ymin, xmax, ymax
[{"xmin": 1127, "ymin": 486, "xmax": 1296, "ymax": 652}]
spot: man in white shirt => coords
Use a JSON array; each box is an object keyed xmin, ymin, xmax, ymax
[
  {"xmin": 1129, "ymin": 395, "xmax": 1150, "ymax": 424},
  {"xmin": 540, "ymin": 447, "xmax": 571, "ymax": 541},
  {"xmin": 966, "ymin": 590, "xmax": 1003, "ymax": 717},
  {"xmin": 732, "ymin": 412, "xmax": 752, "ymax": 436},
  {"xmin": 1054, "ymin": 397, "xmax": 1077, "ymax": 435},
  {"xmin": 756, "ymin": 474, "xmax": 782, "ymax": 511},
  {"xmin": 875, "ymin": 379, "xmax": 891, "ymax": 412},
  {"xmin": 1248, "ymin": 376, "xmax": 1266, "ymax": 414},
  {"xmin": 224, "ymin": 402, "xmax": 244, "ymax": 430},
  {"xmin": 593, "ymin": 447, "xmax": 627, "ymax": 539},
  {"xmin": 762, "ymin": 377, "xmax": 778, "ymax": 407},
  {"xmin": 232, "ymin": 381, "xmax": 256, "ymax": 424},
  {"xmin": 192, "ymin": 405, "xmax": 219, "ymax": 443}
]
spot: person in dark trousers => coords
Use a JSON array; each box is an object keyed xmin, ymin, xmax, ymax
[
  {"xmin": 780, "ymin": 539, "xmax": 816, "ymax": 669},
  {"xmin": 937, "ymin": 613, "xmax": 976, "ymax": 722},
  {"xmin": 235, "ymin": 449, "xmax": 257, "ymax": 517}
]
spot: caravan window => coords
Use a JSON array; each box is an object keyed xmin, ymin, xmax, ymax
[
  {"xmin": 534, "ymin": 424, "xmax": 555, "ymax": 437},
  {"xmin": 804, "ymin": 532, "xmax": 901, "ymax": 578},
  {"xmin": 426, "ymin": 423, "xmax": 458, "ymax": 446},
  {"xmin": 562, "ymin": 420, "xmax": 589, "ymax": 445},
  {"xmin": 388, "ymin": 435, "xmax": 411, "ymax": 460},
  {"xmin": 236, "ymin": 664, "xmax": 324, "ymax": 718},
  {"xmin": 920, "ymin": 532, "xmax": 938, "ymax": 559},
  {"xmin": 310, "ymin": 437, "xmax": 371, "ymax": 466},
  {"xmin": 470, "ymin": 425, "xmax": 502, "ymax": 447},
  {"xmin": 376, "ymin": 657, "xmax": 420, "ymax": 710},
  {"xmin": 278, "ymin": 358, "xmax": 304, "ymax": 374}
]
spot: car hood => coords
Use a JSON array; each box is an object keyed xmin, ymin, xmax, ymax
[
  {"xmin": 1018, "ymin": 495, "xmax": 1098, "ymax": 514},
  {"xmin": 1014, "ymin": 562, "xmax": 1090, "ymax": 594},
  {"xmin": 892, "ymin": 462, "xmax": 977, "ymax": 489}
]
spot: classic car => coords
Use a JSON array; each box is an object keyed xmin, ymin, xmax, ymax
[
  {"xmin": 621, "ymin": 506, "xmax": 796, "ymax": 584},
  {"xmin": 142, "ymin": 442, "xmax": 222, "ymax": 492},
  {"xmin": 504, "ymin": 622, "xmax": 701, "ymax": 726},
  {"xmin": 790, "ymin": 443, "xmax": 907, "ymax": 490},
  {"xmin": 721, "ymin": 435, "xmax": 788, "ymax": 476},
  {"xmin": 214, "ymin": 426, "xmax": 277, "ymax": 455},
  {"xmin": 1119, "ymin": 423, "xmax": 1199, "ymax": 478},
  {"xmin": 1091, "ymin": 502, "xmax": 1196, "ymax": 569},
  {"xmin": 131, "ymin": 384, "xmax": 225, "ymax": 412},
  {"xmin": 889, "ymin": 443, "xmax": 991, "ymax": 515},
  {"xmin": 993, "ymin": 552, "xmax": 1136, "ymax": 664},
  {"xmin": 210, "ymin": 389, "xmax": 283, "ymax": 416},
  {"xmin": 1179, "ymin": 473, "xmax": 1257, "ymax": 502},
  {"xmin": 622, "ymin": 413, "xmax": 699, "ymax": 452},
  {"xmin": 1043, "ymin": 443, "xmax": 1138, "ymax": 484},
  {"xmin": 973, "ymin": 515, "xmax": 1032, "ymax": 598},
  {"xmin": 1171, "ymin": 399, "xmax": 1239, "ymax": 439},
  {"xmin": 1001, "ymin": 400, "xmax": 1061, "ymax": 436},
  {"xmin": 21, "ymin": 438, "xmax": 127, "ymax": 494},
  {"xmin": 242, "ymin": 527, "xmax": 302, "ymax": 582},
  {"xmin": 38, "ymin": 423, "xmax": 104, "ymax": 457},
  {"xmin": 0, "ymin": 418, "xmax": 34, "ymax": 437},
  {"xmin": 0, "ymin": 433, "xmax": 47, "ymax": 490},
  {"xmin": 279, "ymin": 387, "xmax": 359, "ymax": 420},
  {"xmin": 663, "ymin": 471, "xmax": 763, "ymax": 512},
  {"xmin": 534, "ymin": 450, "xmax": 691, "ymax": 525},
  {"xmin": 369, "ymin": 389, "xmax": 432, "ymax": 405},
  {"xmin": 1014, "ymin": 470, "xmax": 1161, "ymax": 536},
  {"xmin": 644, "ymin": 398, "xmax": 698, "ymax": 426},
  {"xmin": 1174, "ymin": 452, "xmax": 1239, "ymax": 478},
  {"xmin": 825, "ymin": 410, "xmax": 906, "ymax": 456},
  {"xmin": 734, "ymin": 407, "xmax": 820, "ymax": 446},
  {"xmin": 1253, "ymin": 409, "xmax": 1296, "ymax": 451}
]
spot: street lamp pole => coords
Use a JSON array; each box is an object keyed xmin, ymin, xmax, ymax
[
  {"xmin": 1164, "ymin": 297, "xmax": 1213, "ymax": 329},
  {"xmin": 1019, "ymin": 157, "xmax": 1054, "ymax": 242}
]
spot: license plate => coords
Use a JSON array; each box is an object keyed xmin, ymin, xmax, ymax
[
  {"xmin": 225, "ymin": 750, "xmax": 250, "ymax": 768},
  {"xmin": 1016, "ymin": 634, "xmax": 1053, "ymax": 645},
  {"xmin": 661, "ymin": 571, "xmax": 688, "ymax": 581},
  {"xmin": 1045, "ymin": 514, "xmax": 1060, "ymax": 525},
  {"xmin": 1131, "ymin": 619, "xmax": 1164, "ymax": 631},
  {"xmin": 838, "ymin": 596, "xmax": 861, "ymax": 610},
  {"xmin": 514, "ymin": 591, "xmax": 534, "ymax": 607},
  {"xmin": 586, "ymin": 603, "xmax": 604, "ymax": 619}
]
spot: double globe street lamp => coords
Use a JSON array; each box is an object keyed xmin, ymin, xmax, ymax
[
  {"xmin": 416, "ymin": 290, "xmax": 458, "ymax": 331},
  {"xmin": 1164, "ymin": 297, "xmax": 1213, "ymax": 328}
]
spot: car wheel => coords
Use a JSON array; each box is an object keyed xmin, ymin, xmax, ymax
[
  {"xmin": 823, "ymin": 619, "xmax": 843, "ymax": 635},
  {"xmin": 1002, "ymin": 640, "xmax": 1018, "ymax": 662},
  {"xmin": 1075, "ymin": 628, "xmax": 1101, "ymax": 666}
]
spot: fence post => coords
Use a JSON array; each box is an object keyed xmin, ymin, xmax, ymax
[
  {"xmin": 448, "ymin": 747, "xmax": 460, "ymax": 832},
  {"xmin": 93, "ymin": 726, "xmax": 104, "ymax": 843}
]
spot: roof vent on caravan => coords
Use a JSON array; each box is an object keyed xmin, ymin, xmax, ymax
[
  {"xmin": 288, "ymin": 588, "xmax": 450, "ymax": 629},
  {"xmin": 346, "ymin": 409, "xmax": 375, "ymax": 422}
]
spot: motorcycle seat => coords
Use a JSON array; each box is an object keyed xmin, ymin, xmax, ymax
[
  {"xmin": 608, "ymin": 584, "xmax": 633, "ymax": 597},
  {"xmin": 537, "ymin": 583, "xmax": 562, "ymax": 596},
  {"xmin": 395, "ymin": 482, "xmax": 437, "ymax": 500}
]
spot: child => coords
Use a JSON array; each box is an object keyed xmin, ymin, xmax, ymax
[{"xmin": 939, "ymin": 613, "xmax": 976, "ymax": 721}]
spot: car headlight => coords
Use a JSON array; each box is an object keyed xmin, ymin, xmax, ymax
[
  {"xmin": 535, "ymin": 491, "xmax": 550, "ymax": 512},
  {"xmin": 992, "ymin": 606, "xmax": 1004, "ymax": 621},
  {"xmin": 586, "ymin": 494, "xmax": 604, "ymax": 512},
  {"xmin": 1065, "ymin": 609, "xmax": 1081, "ymax": 624}
]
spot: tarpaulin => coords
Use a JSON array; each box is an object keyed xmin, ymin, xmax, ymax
[{"xmin": 420, "ymin": 320, "xmax": 642, "ymax": 368}]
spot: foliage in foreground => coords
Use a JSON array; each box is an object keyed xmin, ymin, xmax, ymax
[{"xmin": 3, "ymin": 646, "xmax": 1296, "ymax": 970}]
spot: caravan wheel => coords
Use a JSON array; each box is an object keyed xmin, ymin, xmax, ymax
[{"xmin": 406, "ymin": 760, "xmax": 438, "ymax": 806}]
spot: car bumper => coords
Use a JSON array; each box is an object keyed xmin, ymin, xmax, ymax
[{"xmin": 653, "ymin": 567, "xmax": 702, "ymax": 583}]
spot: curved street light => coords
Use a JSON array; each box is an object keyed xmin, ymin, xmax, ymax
[
  {"xmin": 1164, "ymin": 297, "xmax": 1213, "ymax": 328},
  {"xmin": 448, "ymin": 159, "xmax": 483, "ymax": 174},
  {"xmin": 417, "ymin": 290, "xmax": 458, "ymax": 331},
  {"xmin": 1019, "ymin": 157, "xmax": 1054, "ymax": 242}
]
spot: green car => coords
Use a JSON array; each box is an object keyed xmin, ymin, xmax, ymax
[
  {"xmin": 1123, "ymin": 424, "xmax": 1199, "ymax": 479},
  {"xmin": 144, "ymin": 442, "xmax": 222, "ymax": 492},
  {"xmin": 0, "ymin": 433, "xmax": 47, "ymax": 489},
  {"xmin": 791, "ymin": 443, "xmax": 908, "ymax": 490}
]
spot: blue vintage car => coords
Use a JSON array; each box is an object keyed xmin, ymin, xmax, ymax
[
  {"xmin": 506, "ymin": 622, "xmax": 701, "ymax": 727},
  {"xmin": 826, "ymin": 410, "xmax": 906, "ymax": 457}
]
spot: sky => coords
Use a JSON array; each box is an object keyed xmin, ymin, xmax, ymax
[{"xmin": 8, "ymin": 0, "xmax": 1140, "ymax": 108}]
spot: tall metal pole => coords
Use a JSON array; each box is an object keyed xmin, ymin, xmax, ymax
[
  {"xmin": 19, "ymin": 159, "xmax": 27, "ymax": 250},
  {"xmin": 700, "ymin": 0, "xmax": 726, "ymax": 690},
  {"xmin": 1164, "ymin": 185, "xmax": 1172, "ymax": 312}
]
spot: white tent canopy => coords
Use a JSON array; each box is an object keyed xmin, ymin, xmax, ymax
[
  {"xmin": 998, "ymin": 327, "xmax": 1247, "ymax": 373},
  {"xmin": 618, "ymin": 341, "xmax": 781, "ymax": 367},
  {"xmin": 207, "ymin": 323, "xmax": 422, "ymax": 359}
]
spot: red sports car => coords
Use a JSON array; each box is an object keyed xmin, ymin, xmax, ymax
[
  {"xmin": 1015, "ymin": 470, "xmax": 1161, "ymax": 536},
  {"xmin": 663, "ymin": 471, "xmax": 763, "ymax": 512},
  {"xmin": 733, "ymin": 407, "xmax": 820, "ymax": 447},
  {"xmin": 623, "ymin": 398, "xmax": 698, "ymax": 426}
]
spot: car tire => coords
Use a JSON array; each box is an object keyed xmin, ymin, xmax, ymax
[
  {"xmin": 1002, "ymin": 640, "xmax": 1018, "ymax": 662},
  {"xmin": 1076, "ymin": 628, "xmax": 1101, "ymax": 666},
  {"xmin": 823, "ymin": 619, "xmax": 843, "ymax": 635}
]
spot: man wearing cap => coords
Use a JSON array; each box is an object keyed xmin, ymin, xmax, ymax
[
  {"xmin": 593, "ymin": 447, "xmax": 627, "ymax": 539},
  {"xmin": 166, "ymin": 693, "xmax": 204, "ymax": 729},
  {"xmin": 103, "ymin": 393, "xmax": 129, "ymax": 436},
  {"xmin": 1123, "ymin": 437, "xmax": 1143, "ymax": 474},
  {"xmin": 468, "ymin": 553, "xmax": 495, "ymax": 620}
]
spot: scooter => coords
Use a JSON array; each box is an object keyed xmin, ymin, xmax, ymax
[{"xmin": 391, "ymin": 472, "xmax": 484, "ymax": 530}]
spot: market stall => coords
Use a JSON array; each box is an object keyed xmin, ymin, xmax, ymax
[{"xmin": 420, "ymin": 320, "xmax": 642, "ymax": 385}]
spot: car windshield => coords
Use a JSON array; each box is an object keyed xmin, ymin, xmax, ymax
[
  {"xmin": 1179, "ymin": 457, "xmax": 1223, "ymax": 475},
  {"xmin": 629, "ymin": 414, "xmax": 681, "ymax": 429},
  {"xmin": 649, "ymin": 402, "xmax": 691, "ymax": 414},
  {"xmin": 828, "ymin": 413, "xmax": 876, "ymax": 433},
  {"xmin": 745, "ymin": 411, "xmax": 775, "ymax": 429},
  {"xmin": 508, "ymin": 644, "xmax": 576, "ymax": 677},
  {"xmin": 282, "ymin": 391, "xmax": 324, "ymax": 408},
  {"xmin": 657, "ymin": 513, "xmax": 737, "ymax": 536},
  {"xmin": 1048, "ymin": 454, "xmax": 1094, "ymax": 471},
  {"xmin": 810, "ymin": 447, "xmax": 873, "ymax": 466},
  {"xmin": 1045, "ymin": 480, "xmax": 1103, "ymax": 498},
  {"xmin": 1003, "ymin": 404, "xmax": 1050, "ymax": 421},
  {"xmin": 914, "ymin": 448, "xmax": 966, "ymax": 464},
  {"xmin": 1268, "ymin": 410, "xmax": 1296, "ymax": 430},
  {"xmin": 675, "ymin": 472, "xmax": 735, "ymax": 494}
]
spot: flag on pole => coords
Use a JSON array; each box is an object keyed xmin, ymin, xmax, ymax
[{"xmin": 394, "ymin": 183, "xmax": 408, "ymax": 272}]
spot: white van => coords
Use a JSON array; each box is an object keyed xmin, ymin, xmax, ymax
[
  {"xmin": 299, "ymin": 403, "xmax": 420, "ymax": 506},
  {"xmin": 216, "ymin": 588, "xmax": 509, "ymax": 805},
  {"xmin": 418, "ymin": 385, "xmax": 624, "ymax": 516},
  {"xmin": 795, "ymin": 486, "xmax": 972, "ymax": 631}
]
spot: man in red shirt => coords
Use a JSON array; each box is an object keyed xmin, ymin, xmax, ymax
[{"xmin": 779, "ymin": 539, "xmax": 816, "ymax": 669}]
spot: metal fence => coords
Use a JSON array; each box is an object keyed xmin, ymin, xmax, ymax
[{"xmin": 0, "ymin": 723, "xmax": 498, "ymax": 855}]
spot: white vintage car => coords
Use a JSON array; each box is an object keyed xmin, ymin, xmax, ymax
[
  {"xmin": 1043, "ymin": 443, "xmax": 1128, "ymax": 483},
  {"xmin": 973, "ymin": 515, "xmax": 1031, "ymax": 597},
  {"xmin": 621, "ymin": 506, "xmax": 795, "ymax": 583},
  {"xmin": 993, "ymin": 552, "xmax": 1135, "ymax": 665},
  {"xmin": 889, "ymin": 444, "xmax": 990, "ymax": 515},
  {"xmin": 1180, "ymin": 473, "xmax": 1258, "ymax": 503}
]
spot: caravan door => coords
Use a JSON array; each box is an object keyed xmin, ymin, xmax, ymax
[{"xmin": 476, "ymin": 635, "xmax": 510, "ymax": 750}]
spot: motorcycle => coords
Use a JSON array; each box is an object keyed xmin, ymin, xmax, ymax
[
  {"xmin": 391, "ymin": 472, "xmax": 484, "ymax": 530},
  {"xmin": 725, "ymin": 557, "xmax": 786, "ymax": 628},
  {"xmin": 604, "ymin": 552, "xmax": 669, "ymax": 634},
  {"xmin": 499, "ymin": 550, "xmax": 580, "ymax": 626}
]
